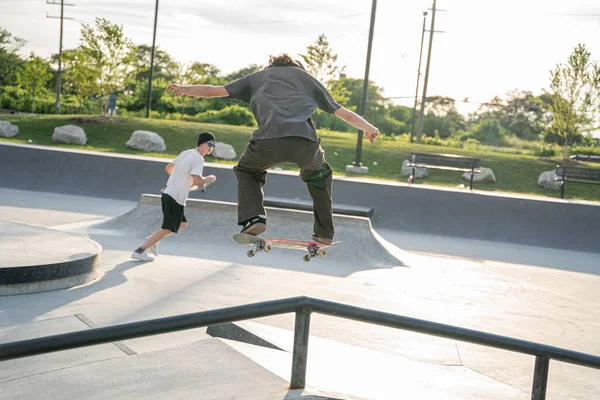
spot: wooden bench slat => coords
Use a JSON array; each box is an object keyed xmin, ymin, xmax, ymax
[
  {"xmin": 407, "ymin": 153, "xmax": 481, "ymax": 169},
  {"xmin": 554, "ymin": 165, "xmax": 600, "ymax": 199}
]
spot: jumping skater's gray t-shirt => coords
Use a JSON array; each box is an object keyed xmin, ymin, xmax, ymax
[
  {"xmin": 163, "ymin": 149, "xmax": 205, "ymax": 206},
  {"xmin": 224, "ymin": 67, "xmax": 341, "ymax": 141}
]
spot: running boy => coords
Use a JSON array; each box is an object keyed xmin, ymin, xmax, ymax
[{"xmin": 131, "ymin": 132, "xmax": 217, "ymax": 261}]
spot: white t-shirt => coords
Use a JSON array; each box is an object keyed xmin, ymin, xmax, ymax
[{"xmin": 163, "ymin": 149, "xmax": 205, "ymax": 206}]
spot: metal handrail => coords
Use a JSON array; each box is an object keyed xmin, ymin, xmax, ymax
[{"xmin": 1, "ymin": 296, "xmax": 599, "ymax": 400}]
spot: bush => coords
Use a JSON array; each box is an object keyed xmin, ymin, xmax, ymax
[
  {"xmin": 533, "ymin": 145, "xmax": 557, "ymax": 157},
  {"xmin": 193, "ymin": 105, "xmax": 256, "ymax": 127},
  {"xmin": 571, "ymin": 146, "xmax": 600, "ymax": 156}
]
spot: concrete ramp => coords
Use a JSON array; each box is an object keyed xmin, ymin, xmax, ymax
[
  {"xmin": 0, "ymin": 338, "xmax": 346, "ymax": 400},
  {"xmin": 220, "ymin": 322, "xmax": 528, "ymax": 400},
  {"xmin": 0, "ymin": 315, "xmax": 132, "ymax": 384},
  {"xmin": 97, "ymin": 195, "xmax": 405, "ymax": 268}
]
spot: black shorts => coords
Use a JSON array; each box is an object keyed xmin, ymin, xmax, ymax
[{"xmin": 161, "ymin": 193, "xmax": 187, "ymax": 233}]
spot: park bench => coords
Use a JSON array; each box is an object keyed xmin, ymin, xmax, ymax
[
  {"xmin": 407, "ymin": 152, "xmax": 482, "ymax": 190},
  {"xmin": 570, "ymin": 154, "xmax": 600, "ymax": 163},
  {"xmin": 555, "ymin": 165, "xmax": 600, "ymax": 199}
]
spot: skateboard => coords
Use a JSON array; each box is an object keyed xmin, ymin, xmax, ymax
[{"xmin": 232, "ymin": 233, "xmax": 340, "ymax": 262}]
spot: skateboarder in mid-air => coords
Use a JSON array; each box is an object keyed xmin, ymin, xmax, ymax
[
  {"xmin": 166, "ymin": 53, "xmax": 379, "ymax": 245},
  {"xmin": 131, "ymin": 132, "xmax": 217, "ymax": 261}
]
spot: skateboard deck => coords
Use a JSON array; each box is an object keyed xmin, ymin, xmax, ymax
[{"xmin": 232, "ymin": 233, "xmax": 340, "ymax": 262}]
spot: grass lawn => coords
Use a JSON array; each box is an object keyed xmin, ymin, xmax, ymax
[{"xmin": 2, "ymin": 114, "xmax": 600, "ymax": 202}]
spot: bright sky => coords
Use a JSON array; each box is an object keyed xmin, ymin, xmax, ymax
[{"xmin": 1, "ymin": 0, "xmax": 599, "ymax": 120}]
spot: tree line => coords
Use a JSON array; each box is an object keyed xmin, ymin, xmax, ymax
[{"xmin": 1, "ymin": 20, "xmax": 599, "ymax": 158}]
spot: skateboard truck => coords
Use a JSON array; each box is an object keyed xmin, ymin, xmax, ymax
[
  {"xmin": 302, "ymin": 244, "xmax": 328, "ymax": 262},
  {"xmin": 246, "ymin": 240, "xmax": 272, "ymax": 258}
]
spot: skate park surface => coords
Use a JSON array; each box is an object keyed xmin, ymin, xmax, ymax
[{"xmin": 1, "ymin": 143, "xmax": 600, "ymax": 399}]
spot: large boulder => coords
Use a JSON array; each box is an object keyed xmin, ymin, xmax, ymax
[
  {"xmin": 0, "ymin": 121, "xmax": 18, "ymax": 138},
  {"xmin": 52, "ymin": 125, "xmax": 87, "ymax": 145},
  {"xmin": 126, "ymin": 130, "xmax": 166, "ymax": 152},
  {"xmin": 462, "ymin": 167, "xmax": 496, "ymax": 183},
  {"xmin": 211, "ymin": 142, "xmax": 237, "ymax": 160},
  {"xmin": 538, "ymin": 170, "xmax": 562, "ymax": 190},
  {"xmin": 401, "ymin": 160, "xmax": 428, "ymax": 178}
]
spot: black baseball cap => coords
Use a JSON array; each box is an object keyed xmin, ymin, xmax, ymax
[{"xmin": 197, "ymin": 132, "xmax": 216, "ymax": 146}]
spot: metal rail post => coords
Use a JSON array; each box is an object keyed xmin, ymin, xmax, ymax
[
  {"xmin": 532, "ymin": 355, "xmax": 550, "ymax": 400},
  {"xmin": 290, "ymin": 307, "xmax": 311, "ymax": 389}
]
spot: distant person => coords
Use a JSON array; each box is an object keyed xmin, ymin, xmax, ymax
[
  {"xmin": 131, "ymin": 132, "xmax": 217, "ymax": 261},
  {"xmin": 107, "ymin": 93, "xmax": 118, "ymax": 116},
  {"xmin": 166, "ymin": 53, "xmax": 379, "ymax": 245}
]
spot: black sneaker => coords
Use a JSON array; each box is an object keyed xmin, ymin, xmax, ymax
[{"xmin": 240, "ymin": 216, "xmax": 267, "ymax": 235}]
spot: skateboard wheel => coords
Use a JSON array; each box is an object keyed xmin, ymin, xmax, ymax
[
  {"xmin": 247, "ymin": 250, "xmax": 255, "ymax": 258},
  {"xmin": 318, "ymin": 249, "xmax": 327, "ymax": 258},
  {"xmin": 264, "ymin": 245, "xmax": 272, "ymax": 252},
  {"xmin": 303, "ymin": 255, "xmax": 311, "ymax": 262}
]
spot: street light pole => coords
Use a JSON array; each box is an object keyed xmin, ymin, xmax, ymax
[
  {"xmin": 146, "ymin": 0, "xmax": 159, "ymax": 118},
  {"xmin": 351, "ymin": 0, "xmax": 377, "ymax": 170},
  {"xmin": 410, "ymin": 11, "xmax": 428, "ymax": 143}
]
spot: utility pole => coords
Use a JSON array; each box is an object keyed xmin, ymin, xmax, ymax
[
  {"xmin": 347, "ymin": 0, "xmax": 377, "ymax": 174},
  {"xmin": 146, "ymin": 0, "xmax": 160, "ymax": 118},
  {"xmin": 415, "ymin": 0, "xmax": 444, "ymax": 143},
  {"xmin": 47, "ymin": 0, "xmax": 74, "ymax": 115},
  {"xmin": 410, "ymin": 11, "xmax": 428, "ymax": 143}
]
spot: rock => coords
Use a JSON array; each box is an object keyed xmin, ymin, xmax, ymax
[
  {"xmin": 538, "ymin": 170, "xmax": 562, "ymax": 190},
  {"xmin": 401, "ymin": 160, "xmax": 428, "ymax": 178},
  {"xmin": 463, "ymin": 167, "xmax": 496, "ymax": 183},
  {"xmin": 126, "ymin": 130, "xmax": 166, "ymax": 152},
  {"xmin": 0, "ymin": 121, "xmax": 18, "ymax": 138},
  {"xmin": 52, "ymin": 125, "xmax": 87, "ymax": 145},
  {"xmin": 211, "ymin": 142, "xmax": 237, "ymax": 160}
]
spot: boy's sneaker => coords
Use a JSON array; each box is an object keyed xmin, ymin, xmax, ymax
[
  {"xmin": 311, "ymin": 235, "xmax": 333, "ymax": 245},
  {"xmin": 148, "ymin": 244, "xmax": 158, "ymax": 257},
  {"xmin": 131, "ymin": 250, "xmax": 154, "ymax": 262},
  {"xmin": 240, "ymin": 216, "xmax": 267, "ymax": 236}
]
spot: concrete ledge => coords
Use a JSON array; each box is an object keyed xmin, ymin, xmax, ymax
[
  {"xmin": 0, "ymin": 221, "xmax": 102, "ymax": 296},
  {"xmin": 264, "ymin": 196, "xmax": 374, "ymax": 218},
  {"xmin": 345, "ymin": 164, "xmax": 369, "ymax": 174}
]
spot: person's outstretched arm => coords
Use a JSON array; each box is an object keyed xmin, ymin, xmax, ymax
[
  {"xmin": 334, "ymin": 107, "xmax": 380, "ymax": 144},
  {"xmin": 166, "ymin": 83, "xmax": 228, "ymax": 98}
]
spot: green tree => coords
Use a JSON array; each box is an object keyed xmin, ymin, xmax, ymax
[
  {"xmin": 422, "ymin": 96, "xmax": 465, "ymax": 138},
  {"xmin": 469, "ymin": 119, "xmax": 509, "ymax": 144},
  {"xmin": 546, "ymin": 44, "xmax": 600, "ymax": 159},
  {"xmin": 470, "ymin": 91, "xmax": 551, "ymax": 141},
  {"xmin": 16, "ymin": 53, "xmax": 52, "ymax": 113},
  {"xmin": 186, "ymin": 62, "xmax": 221, "ymax": 85},
  {"xmin": 332, "ymin": 77, "xmax": 387, "ymax": 115},
  {"xmin": 300, "ymin": 34, "xmax": 343, "ymax": 84},
  {"xmin": 224, "ymin": 64, "xmax": 263, "ymax": 82},
  {"xmin": 171, "ymin": 62, "xmax": 215, "ymax": 119},
  {"xmin": 78, "ymin": 18, "xmax": 138, "ymax": 115},
  {"xmin": 133, "ymin": 45, "xmax": 178, "ymax": 83},
  {"xmin": 0, "ymin": 27, "xmax": 26, "ymax": 87},
  {"xmin": 61, "ymin": 49, "xmax": 97, "ymax": 113}
]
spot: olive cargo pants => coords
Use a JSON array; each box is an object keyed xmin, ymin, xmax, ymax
[{"xmin": 233, "ymin": 137, "xmax": 334, "ymax": 240}]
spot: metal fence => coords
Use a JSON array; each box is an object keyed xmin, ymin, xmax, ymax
[{"xmin": 1, "ymin": 296, "xmax": 599, "ymax": 399}]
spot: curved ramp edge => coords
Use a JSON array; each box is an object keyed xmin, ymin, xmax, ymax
[{"xmin": 97, "ymin": 194, "xmax": 406, "ymax": 268}]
